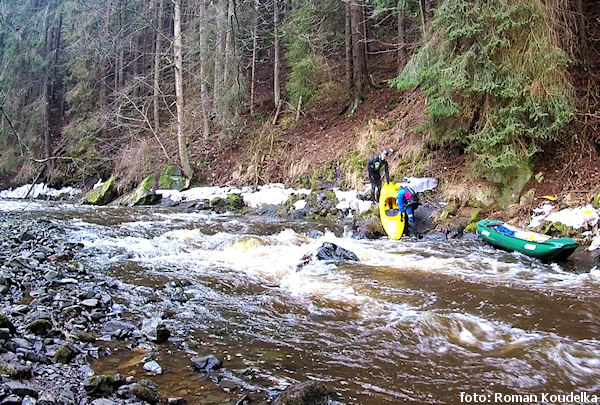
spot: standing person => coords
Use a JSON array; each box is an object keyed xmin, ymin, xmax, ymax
[
  {"xmin": 397, "ymin": 184, "xmax": 420, "ymax": 237},
  {"xmin": 367, "ymin": 149, "xmax": 393, "ymax": 203}
]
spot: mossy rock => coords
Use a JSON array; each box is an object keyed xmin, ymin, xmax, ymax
[
  {"xmin": 498, "ymin": 164, "xmax": 532, "ymax": 209},
  {"xmin": 469, "ymin": 208, "xmax": 482, "ymax": 223},
  {"xmin": 276, "ymin": 193, "xmax": 307, "ymax": 217},
  {"xmin": 464, "ymin": 222, "xmax": 478, "ymax": 233},
  {"xmin": 210, "ymin": 197, "xmax": 226, "ymax": 212},
  {"xmin": 275, "ymin": 381, "xmax": 336, "ymax": 405},
  {"xmin": 541, "ymin": 220, "xmax": 577, "ymax": 237},
  {"xmin": 126, "ymin": 175, "xmax": 161, "ymax": 206},
  {"xmin": 305, "ymin": 190, "xmax": 341, "ymax": 219},
  {"xmin": 26, "ymin": 319, "xmax": 53, "ymax": 336},
  {"xmin": 519, "ymin": 189, "xmax": 535, "ymax": 206},
  {"xmin": 0, "ymin": 314, "xmax": 16, "ymax": 334},
  {"xmin": 439, "ymin": 202, "xmax": 457, "ymax": 220},
  {"xmin": 131, "ymin": 383, "xmax": 159, "ymax": 404},
  {"xmin": 226, "ymin": 193, "xmax": 245, "ymax": 210},
  {"xmin": 84, "ymin": 177, "xmax": 117, "ymax": 205},
  {"xmin": 159, "ymin": 164, "xmax": 189, "ymax": 191},
  {"xmin": 54, "ymin": 345, "xmax": 76, "ymax": 364},
  {"xmin": 84, "ymin": 374, "xmax": 115, "ymax": 397}
]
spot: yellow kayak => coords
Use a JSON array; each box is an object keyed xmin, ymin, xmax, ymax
[{"xmin": 379, "ymin": 183, "xmax": 405, "ymax": 240}]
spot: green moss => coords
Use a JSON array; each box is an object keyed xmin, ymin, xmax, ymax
[
  {"xmin": 26, "ymin": 319, "xmax": 52, "ymax": 336},
  {"xmin": 439, "ymin": 202, "xmax": 457, "ymax": 220},
  {"xmin": 54, "ymin": 345, "xmax": 75, "ymax": 364},
  {"xmin": 84, "ymin": 177, "xmax": 117, "ymax": 205},
  {"xmin": 469, "ymin": 208, "xmax": 482, "ymax": 222},
  {"xmin": 131, "ymin": 383, "xmax": 159, "ymax": 404},
  {"xmin": 593, "ymin": 193, "xmax": 600, "ymax": 209},
  {"xmin": 226, "ymin": 194, "xmax": 245, "ymax": 210},
  {"xmin": 0, "ymin": 314, "xmax": 16, "ymax": 333},
  {"xmin": 159, "ymin": 164, "xmax": 188, "ymax": 190},
  {"xmin": 126, "ymin": 175, "xmax": 159, "ymax": 206},
  {"xmin": 464, "ymin": 222, "xmax": 478, "ymax": 233}
]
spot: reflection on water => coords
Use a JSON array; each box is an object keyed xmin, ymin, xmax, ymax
[{"xmin": 2, "ymin": 199, "xmax": 600, "ymax": 404}]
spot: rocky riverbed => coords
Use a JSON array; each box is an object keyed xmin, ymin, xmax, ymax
[{"xmin": 0, "ymin": 210, "xmax": 342, "ymax": 404}]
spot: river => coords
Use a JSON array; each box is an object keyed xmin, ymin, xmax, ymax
[{"xmin": 2, "ymin": 199, "xmax": 600, "ymax": 404}]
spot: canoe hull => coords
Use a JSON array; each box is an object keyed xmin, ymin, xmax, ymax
[
  {"xmin": 477, "ymin": 219, "xmax": 578, "ymax": 261},
  {"xmin": 379, "ymin": 183, "xmax": 405, "ymax": 240}
]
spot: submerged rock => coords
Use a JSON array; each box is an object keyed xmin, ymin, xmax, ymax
[
  {"xmin": 274, "ymin": 381, "xmax": 336, "ymax": 405},
  {"xmin": 191, "ymin": 355, "xmax": 222, "ymax": 372}
]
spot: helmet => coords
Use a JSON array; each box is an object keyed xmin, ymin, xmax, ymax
[{"xmin": 382, "ymin": 148, "xmax": 393, "ymax": 157}]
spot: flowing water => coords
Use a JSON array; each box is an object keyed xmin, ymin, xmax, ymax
[{"xmin": 2, "ymin": 200, "xmax": 600, "ymax": 404}]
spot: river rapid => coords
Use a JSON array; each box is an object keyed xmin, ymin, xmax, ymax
[{"xmin": 2, "ymin": 199, "xmax": 600, "ymax": 404}]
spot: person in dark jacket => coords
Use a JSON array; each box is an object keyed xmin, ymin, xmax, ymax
[
  {"xmin": 367, "ymin": 149, "xmax": 393, "ymax": 203},
  {"xmin": 397, "ymin": 185, "xmax": 420, "ymax": 237}
]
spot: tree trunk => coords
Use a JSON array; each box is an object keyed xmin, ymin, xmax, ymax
[
  {"xmin": 273, "ymin": 0, "xmax": 280, "ymax": 109},
  {"xmin": 345, "ymin": 1, "xmax": 353, "ymax": 97},
  {"xmin": 213, "ymin": 0, "xmax": 226, "ymax": 112},
  {"xmin": 223, "ymin": 0, "xmax": 235, "ymax": 88},
  {"xmin": 153, "ymin": 0, "xmax": 164, "ymax": 132},
  {"xmin": 42, "ymin": 4, "xmax": 53, "ymax": 182},
  {"xmin": 199, "ymin": 0, "xmax": 210, "ymax": 138},
  {"xmin": 576, "ymin": 0, "xmax": 588, "ymax": 62},
  {"xmin": 397, "ymin": 0, "xmax": 407, "ymax": 74},
  {"xmin": 99, "ymin": 57, "xmax": 107, "ymax": 138},
  {"xmin": 118, "ymin": 0, "xmax": 126, "ymax": 88},
  {"xmin": 418, "ymin": 0, "xmax": 426, "ymax": 36},
  {"xmin": 174, "ymin": 0, "xmax": 192, "ymax": 178},
  {"xmin": 250, "ymin": 0, "xmax": 259, "ymax": 115},
  {"xmin": 351, "ymin": 0, "xmax": 368, "ymax": 107}
]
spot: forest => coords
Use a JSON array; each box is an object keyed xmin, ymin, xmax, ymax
[{"xmin": 0, "ymin": 0, "xmax": 598, "ymax": 203}]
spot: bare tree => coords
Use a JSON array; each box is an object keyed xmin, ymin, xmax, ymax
[
  {"xmin": 397, "ymin": 0, "xmax": 407, "ymax": 73},
  {"xmin": 350, "ymin": 0, "xmax": 368, "ymax": 110},
  {"xmin": 199, "ymin": 0, "xmax": 210, "ymax": 138},
  {"xmin": 250, "ymin": 0, "xmax": 259, "ymax": 115},
  {"xmin": 174, "ymin": 0, "xmax": 192, "ymax": 177},
  {"xmin": 153, "ymin": 0, "xmax": 164, "ymax": 132},
  {"xmin": 273, "ymin": 0, "xmax": 281, "ymax": 108},
  {"xmin": 345, "ymin": 0, "xmax": 353, "ymax": 96}
]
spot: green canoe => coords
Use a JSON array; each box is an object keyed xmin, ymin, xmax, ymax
[{"xmin": 477, "ymin": 219, "xmax": 578, "ymax": 261}]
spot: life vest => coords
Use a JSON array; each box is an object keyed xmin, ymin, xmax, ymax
[{"xmin": 403, "ymin": 187, "xmax": 420, "ymax": 206}]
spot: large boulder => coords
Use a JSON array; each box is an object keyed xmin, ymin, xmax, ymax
[
  {"xmin": 84, "ymin": 177, "xmax": 117, "ymax": 205},
  {"xmin": 125, "ymin": 175, "xmax": 161, "ymax": 206},
  {"xmin": 159, "ymin": 164, "xmax": 188, "ymax": 191}
]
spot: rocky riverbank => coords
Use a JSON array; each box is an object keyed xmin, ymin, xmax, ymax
[{"xmin": 0, "ymin": 210, "xmax": 344, "ymax": 404}]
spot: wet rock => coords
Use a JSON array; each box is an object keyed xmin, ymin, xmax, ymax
[
  {"xmin": 90, "ymin": 310, "xmax": 105, "ymax": 322},
  {"xmin": 43, "ymin": 270, "xmax": 59, "ymax": 281},
  {"xmin": 21, "ymin": 397, "xmax": 36, "ymax": 405},
  {"xmin": 131, "ymin": 382, "xmax": 159, "ymax": 404},
  {"xmin": 37, "ymin": 394, "xmax": 56, "ymax": 405},
  {"xmin": 91, "ymin": 400, "xmax": 117, "ymax": 405},
  {"xmin": 26, "ymin": 319, "xmax": 53, "ymax": 336},
  {"xmin": 21, "ymin": 350, "xmax": 50, "ymax": 364},
  {"xmin": 274, "ymin": 381, "xmax": 335, "ymax": 405},
  {"xmin": 8, "ymin": 337, "xmax": 33, "ymax": 351},
  {"xmin": 57, "ymin": 386, "xmax": 76, "ymax": 405},
  {"xmin": 316, "ymin": 242, "xmax": 359, "ymax": 262},
  {"xmin": 168, "ymin": 398, "xmax": 187, "ymax": 405},
  {"xmin": 191, "ymin": 355, "xmax": 222, "ymax": 372},
  {"xmin": 53, "ymin": 345, "xmax": 76, "ymax": 364},
  {"xmin": 0, "ymin": 395, "xmax": 22, "ymax": 405},
  {"xmin": 0, "ymin": 314, "xmax": 16, "ymax": 334},
  {"xmin": 84, "ymin": 375, "xmax": 114, "ymax": 397},
  {"xmin": 61, "ymin": 305, "xmax": 82, "ymax": 319},
  {"xmin": 0, "ymin": 328, "xmax": 11, "ymax": 341},
  {"xmin": 422, "ymin": 232, "xmax": 446, "ymax": 241},
  {"xmin": 5, "ymin": 381, "xmax": 39, "ymax": 399},
  {"xmin": 0, "ymin": 362, "xmax": 32, "ymax": 379},
  {"xmin": 143, "ymin": 360, "xmax": 162, "ymax": 374},
  {"xmin": 81, "ymin": 298, "xmax": 99, "ymax": 308},
  {"xmin": 72, "ymin": 329, "xmax": 96, "ymax": 343}
]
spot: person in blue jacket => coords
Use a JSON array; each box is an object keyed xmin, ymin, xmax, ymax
[
  {"xmin": 367, "ymin": 149, "xmax": 393, "ymax": 203},
  {"xmin": 397, "ymin": 185, "xmax": 420, "ymax": 237}
]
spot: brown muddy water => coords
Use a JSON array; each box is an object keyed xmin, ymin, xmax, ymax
[{"xmin": 3, "ymin": 200, "xmax": 600, "ymax": 404}]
